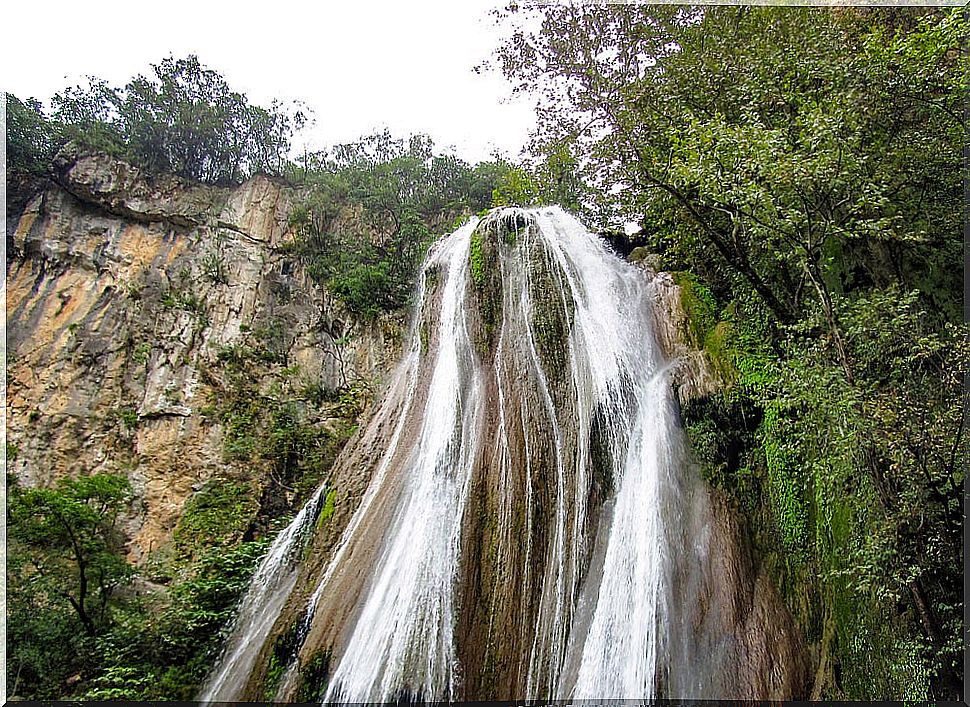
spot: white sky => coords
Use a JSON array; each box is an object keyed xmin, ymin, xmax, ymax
[{"xmin": 1, "ymin": 0, "xmax": 537, "ymax": 164}]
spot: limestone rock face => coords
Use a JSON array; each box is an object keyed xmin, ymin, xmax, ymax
[
  {"xmin": 50, "ymin": 145, "xmax": 222, "ymax": 229},
  {"xmin": 642, "ymin": 265, "xmax": 721, "ymax": 406},
  {"xmin": 6, "ymin": 150, "xmax": 401, "ymax": 560}
]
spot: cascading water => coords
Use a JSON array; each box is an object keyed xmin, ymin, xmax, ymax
[
  {"xmin": 197, "ymin": 485, "xmax": 327, "ymax": 702},
  {"xmin": 319, "ymin": 222, "xmax": 484, "ymax": 703},
  {"xmin": 199, "ymin": 206, "xmax": 802, "ymax": 703}
]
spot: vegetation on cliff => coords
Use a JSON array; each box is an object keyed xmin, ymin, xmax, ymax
[
  {"xmin": 5, "ymin": 56, "xmax": 514, "ymax": 701},
  {"xmin": 8, "ymin": 57, "xmax": 514, "ymax": 319},
  {"xmin": 7, "ymin": 342, "xmax": 368, "ymax": 699},
  {"xmin": 284, "ymin": 131, "xmax": 511, "ymax": 317},
  {"xmin": 7, "ymin": 55, "xmax": 303, "ymax": 186},
  {"xmin": 492, "ymin": 5, "xmax": 965, "ymax": 700},
  {"xmin": 6, "ymin": 5, "xmax": 965, "ymax": 702}
]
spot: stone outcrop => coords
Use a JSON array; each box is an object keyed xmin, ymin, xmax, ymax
[
  {"xmin": 641, "ymin": 262, "xmax": 722, "ymax": 407},
  {"xmin": 6, "ymin": 148, "xmax": 401, "ymax": 560}
]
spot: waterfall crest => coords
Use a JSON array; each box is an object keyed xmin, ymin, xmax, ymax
[{"xmin": 199, "ymin": 207, "xmax": 806, "ymax": 703}]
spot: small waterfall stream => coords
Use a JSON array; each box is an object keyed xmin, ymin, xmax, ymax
[
  {"xmin": 197, "ymin": 485, "xmax": 327, "ymax": 702},
  {"xmin": 320, "ymin": 222, "xmax": 484, "ymax": 702},
  {"xmin": 199, "ymin": 207, "xmax": 795, "ymax": 702}
]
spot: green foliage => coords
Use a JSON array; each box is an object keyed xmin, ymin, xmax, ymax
[
  {"xmin": 491, "ymin": 164, "xmax": 541, "ymax": 207},
  {"xmin": 6, "ymin": 94, "xmax": 59, "ymax": 175},
  {"xmin": 79, "ymin": 540, "xmax": 270, "ymax": 700},
  {"xmin": 107, "ymin": 406, "xmax": 139, "ymax": 431},
  {"xmin": 200, "ymin": 249, "xmax": 229, "ymax": 285},
  {"xmin": 8, "ymin": 54, "xmax": 305, "ymax": 185},
  {"xmin": 495, "ymin": 4, "xmax": 965, "ymax": 699},
  {"xmin": 131, "ymin": 342, "xmax": 152, "ymax": 365},
  {"xmin": 7, "ymin": 474, "xmax": 132, "ymax": 696},
  {"xmin": 7, "ymin": 469, "xmax": 275, "ymax": 700},
  {"xmin": 332, "ymin": 380, "xmax": 373, "ymax": 420},
  {"xmin": 8, "ymin": 474, "xmax": 132, "ymax": 637},
  {"xmin": 174, "ymin": 479, "xmax": 259, "ymax": 558},
  {"xmin": 469, "ymin": 232, "xmax": 487, "ymax": 288},
  {"xmin": 285, "ymin": 131, "xmax": 508, "ymax": 317},
  {"xmin": 761, "ymin": 404, "xmax": 809, "ymax": 555}
]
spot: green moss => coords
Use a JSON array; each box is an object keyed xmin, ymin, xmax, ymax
[
  {"xmin": 588, "ymin": 405, "xmax": 615, "ymax": 500},
  {"xmin": 761, "ymin": 405, "xmax": 808, "ymax": 555},
  {"xmin": 468, "ymin": 226, "xmax": 503, "ymax": 356},
  {"xmin": 703, "ymin": 321, "xmax": 738, "ymax": 384},
  {"xmin": 469, "ymin": 231, "xmax": 487, "ymax": 288},
  {"xmin": 671, "ymin": 271, "xmax": 718, "ymax": 348},
  {"xmin": 174, "ymin": 478, "xmax": 259, "ymax": 558},
  {"xmin": 317, "ymin": 489, "xmax": 337, "ymax": 528},
  {"xmin": 295, "ymin": 649, "xmax": 332, "ymax": 702},
  {"xmin": 419, "ymin": 319, "xmax": 430, "ymax": 354},
  {"xmin": 629, "ymin": 246, "xmax": 651, "ymax": 263},
  {"xmin": 528, "ymin": 244, "xmax": 572, "ymax": 374},
  {"xmin": 264, "ymin": 621, "xmax": 300, "ymax": 700}
]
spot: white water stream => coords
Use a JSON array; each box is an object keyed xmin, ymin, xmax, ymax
[
  {"xmin": 197, "ymin": 485, "xmax": 327, "ymax": 702},
  {"xmin": 200, "ymin": 207, "xmax": 715, "ymax": 702}
]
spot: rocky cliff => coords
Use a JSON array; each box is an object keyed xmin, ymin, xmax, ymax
[
  {"xmin": 6, "ymin": 148, "xmax": 401, "ymax": 561},
  {"xmin": 6, "ymin": 160, "xmax": 807, "ymax": 699}
]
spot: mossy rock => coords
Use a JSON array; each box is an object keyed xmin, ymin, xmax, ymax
[
  {"xmin": 520, "ymin": 233, "xmax": 574, "ymax": 380},
  {"xmin": 629, "ymin": 247, "xmax": 663, "ymax": 271},
  {"xmin": 295, "ymin": 649, "xmax": 332, "ymax": 702},
  {"xmin": 467, "ymin": 223, "xmax": 504, "ymax": 357},
  {"xmin": 264, "ymin": 620, "xmax": 301, "ymax": 699},
  {"xmin": 671, "ymin": 271, "xmax": 717, "ymax": 349},
  {"xmin": 703, "ymin": 321, "xmax": 738, "ymax": 385}
]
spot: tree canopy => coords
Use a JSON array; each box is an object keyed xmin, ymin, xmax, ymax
[
  {"xmin": 7, "ymin": 54, "xmax": 305, "ymax": 184},
  {"xmin": 493, "ymin": 5, "xmax": 965, "ymax": 700},
  {"xmin": 285, "ymin": 130, "xmax": 513, "ymax": 317}
]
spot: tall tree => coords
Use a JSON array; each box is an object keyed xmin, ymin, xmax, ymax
[{"xmin": 8, "ymin": 474, "xmax": 132, "ymax": 637}]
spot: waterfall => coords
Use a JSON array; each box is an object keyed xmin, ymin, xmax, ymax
[
  {"xmin": 197, "ymin": 485, "xmax": 326, "ymax": 702},
  {"xmin": 199, "ymin": 206, "xmax": 754, "ymax": 702}
]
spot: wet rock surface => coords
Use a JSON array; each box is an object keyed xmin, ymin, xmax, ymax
[{"xmin": 221, "ymin": 208, "xmax": 808, "ymax": 701}]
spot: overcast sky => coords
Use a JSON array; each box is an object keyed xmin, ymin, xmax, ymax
[{"xmin": 2, "ymin": 1, "xmax": 536, "ymax": 164}]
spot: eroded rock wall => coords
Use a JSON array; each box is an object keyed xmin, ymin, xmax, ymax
[
  {"xmin": 6, "ymin": 149, "xmax": 400, "ymax": 560},
  {"xmin": 644, "ymin": 262, "xmax": 810, "ymax": 699}
]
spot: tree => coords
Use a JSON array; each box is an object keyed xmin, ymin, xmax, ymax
[
  {"xmin": 6, "ymin": 94, "xmax": 60, "ymax": 175},
  {"xmin": 8, "ymin": 473, "xmax": 132, "ymax": 637},
  {"xmin": 491, "ymin": 6, "xmax": 963, "ymax": 325},
  {"xmin": 491, "ymin": 5, "xmax": 966, "ymax": 699},
  {"xmin": 11, "ymin": 54, "xmax": 306, "ymax": 185},
  {"xmin": 286, "ymin": 131, "xmax": 511, "ymax": 317}
]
